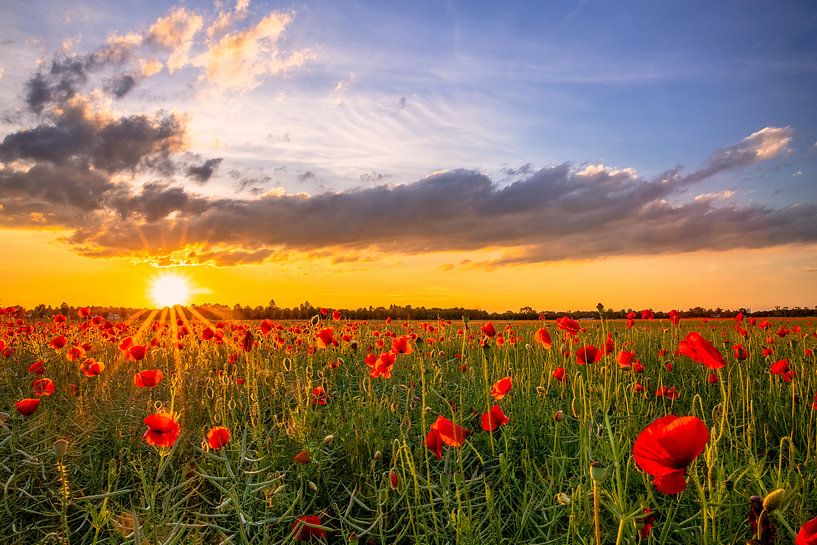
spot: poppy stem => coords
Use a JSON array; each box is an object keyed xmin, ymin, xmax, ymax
[{"xmin": 593, "ymin": 480, "xmax": 601, "ymax": 545}]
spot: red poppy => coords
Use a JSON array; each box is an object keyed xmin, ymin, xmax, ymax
[
  {"xmin": 134, "ymin": 369, "xmax": 164, "ymax": 388},
  {"xmin": 481, "ymin": 322, "xmax": 496, "ymax": 338},
  {"xmin": 770, "ymin": 359, "xmax": 795, "ymax": 382},
  {"xmin": 239, "ymin": 329, "xmax": 253, "ymax": 352},
  {"xmin": 80, "ymin": 358, "xmax": 105, "ymax": 377},
  {"xmin": 128, "ymin": 345, "xmax": 147, "ymax": 361},
  {"xmin": 556, "ymin": 316, "xmax": 581, "ymax": 335},
  {"xmin": 534, "ymin": 327, "xmax": 552, "ymax": 349},
  {"xmin": 425, "ymin": 415, "xmax": 470, "ymax": 459},
  {"xmin": 291, "ymin": 515, "xmax": 327, "ymax": 541},
  {"xmin": 797, "ymin": 515, "xmax": 817, "ymax": 545},
  {"xmin": 259, "ymin": 319, "xmax": 274, "ymax": 334},
  {"xmin": 391, "ymin": 335, "xmax": 413, "ymax": 355},
  {"xmin": 618, "ymin": 350, "xmax": 636, "ymax": 369},
  {"xmin": 53, "ymin": 314, "xmax": 67, "ymax": 323},
  {"xmin": 15, "ymin": 398, "xmax": 41, "ymax": 416},
  {"xmin": 490, "ymin": 376, "xmax": 512, "ymax": 400},
  {"xmin": 553, "ymin": 367, "xmax": 566, "ymax": 382},
  {"xmin": 425, "ymin": 427, "xmax": 444, "ymax": 459},
  {"xmin": 732, "ymin": 343, "xmax": 748, "ymax": 361},
  {"xmin": 206, "ymin": 426, "xmax": 231, "ymax": 449},
  {"xmin": 576, "ymin": 345, "xmax": 603, "ymax": 365},
  {"xmin": 369, "ymin": 352, "xmax": 396, "ymax": 379},
  {"xmin": 316, "ymin": 327, "xmax": 335, "ymax": 348},
  {"xmin": 655, "ymin": 385, "xmax": 680, "ymax": 399},
  {"xmin": 28, "ymin": 360, "xmax": 45, "ymax": 375},
  {"xmin": 633, "ymin": 361, "xmax": 645, "ymax": 373},
  {"xmin": 78, "ymin": 307, "xmax": 91, "ymax": 318},
  {"xmin": 668, "ymin": 309, "xmax": 681, "ymax": 326},
  {"xmin": 332, "ymin": 310, "xmax": 342, "ymax": 321},
  {"xmin": 311, "ymin": 386, "xmax": 328, "ymax": 405},
  {"xmin": 676, "ymin": 332, "xmax": 725, "ymax": 370},
  {"xmin": 638, "ymin": 508, "xmax": 656, "ymax": 539},
  {"xmin": 49, "ymin": 335, "xmax": 68, "ymax": 349},
  {"xmin": 32, "ymin": 378, "xmax": 55, "ymax": 397},
  {"xmin": 707, "ymin": 373, "xmax": 719, "ymax": 384},
  {"xmin": 481, "ymin": 404, "xmax": 510, "ymax": 432},
  {"xmin": 430, "ymin": 415, "xmax": 468, "ymax": 447},
  {"xmin": 633, "ymin": 415, "xmax": 709, "ymax": 494},
  {"xmin": 143, "ymin": 413, "xmax": 181, "ymax": 448}
]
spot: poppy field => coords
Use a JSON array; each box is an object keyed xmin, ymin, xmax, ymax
[{"xmin": 2, "ymin": 307, "xmax": 817, "ymax": 545}]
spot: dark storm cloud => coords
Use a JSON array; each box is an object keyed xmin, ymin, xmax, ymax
[
  {"xmin": 185, "ymin": 157, "xmax": 223, "ymax": 183},
  {"xmin": 52, "ymin": 159, "xmax": 816, "ymax": 266},
  {"xmin": 25, "ymin": 44, "xmax": 139, "ymax": 113},
  {"xmin": 0, "ymin": 99, "xmax": 186, "ymax": 172}
]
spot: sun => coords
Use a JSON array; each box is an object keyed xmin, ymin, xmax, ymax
[{"xmin": 149, "ymin": 273, "xmax": 191, "ymax": 308}]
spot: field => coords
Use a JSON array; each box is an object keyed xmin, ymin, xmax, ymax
[{"xmin": 1, "ymin": 309, "xmax": 816, "ymax": 545}]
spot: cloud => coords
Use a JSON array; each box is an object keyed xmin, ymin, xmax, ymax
[
  {"xmin": 207, "ymin": 0, "xmax": 251, "ymax": 40},
  {"xmin": 683, "ymin": 126, "xmax": 794, "ymax": 183},
  {"xmin": 147, "ymin": 7, "xmax": 204, "ymax": 73},
  {"xmin": 192, "ymin": 11, "xmax": 314, "ymax": 90},
  {"xmin": 185, "ymin": 157, "xmax": 223, "ymax": 183},
  {"xmin": 0, "ymin": 95, "xmax": 187, "ymax": 173}
]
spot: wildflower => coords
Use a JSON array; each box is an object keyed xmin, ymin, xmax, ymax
[
  {"xmin": 291, "ymin": 515, "xmax": 327, "ymax": 541},
  {"xmin": 534, "ymin": 327, "xmax": 552, "ymax": 349},
  {"xmin": 481, "ymin": 404, "xmax": 509, "ymax": 432},
  {"xmin": 15, "ymin": 398, "xmax": 41, "ymax": 416},
  {"xmin": 134, "ymin": 369, "xmax": 164, "ymax": 388},
  {"xmin": 633, "ymin": 415, "xmax": 709, "ymax": 494},
  {"xmin": 490, "ymin": 376, "xmax": 512, "ymax": 400},
  {"xmin": 206, "ymin": 426, "xmax": 231, "ymax": 449},
  {"xmin": 676, "ymin": 332, "xmax": 725, "ymax": 369},
  {"xmin": 142, "ymin": 413, "xmax": 180, "ymax": 448}
]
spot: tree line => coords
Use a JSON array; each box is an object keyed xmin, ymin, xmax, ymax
[{"xmin": 11, "ymin": 300, "xmax": 817, "ymax": 322}]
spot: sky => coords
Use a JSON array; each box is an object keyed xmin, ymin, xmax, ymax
[{"xmin": 0, "ymin": 0, "xmax": 815, "ymax": 312}]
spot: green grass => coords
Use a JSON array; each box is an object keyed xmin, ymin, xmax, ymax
[{"xmin": 1, "ymin": 315, "xmax": 815, "ymax": 544}]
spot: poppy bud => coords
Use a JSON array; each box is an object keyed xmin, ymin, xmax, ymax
[
  {"xmin": 323, "ymin": 434, "xmax": 334, "ymax": 445},
  {"xmin": 389, "ymin": 470, "xmax": 398, "ymax": 489},
  {"xmin": 308, "ymin": 480, "xmax": 318, "ymax": 492},
  {"xmin": 273, "ymin": 484, "xmax": 287, "ymax": 495},
  {"xmin": 762, "ymin": 488, "xmax": 785, "ymax": 512},
  {"xmin": 555, "ymin": 492, "xmax": 571, "ymax": 506},
  {"xmin": 373, "ymin": 450, "xmax": 382, "ymax": 461},
  {"xmin": 553, "ymin": 410, "xmax": 565, "ymax": 422}
]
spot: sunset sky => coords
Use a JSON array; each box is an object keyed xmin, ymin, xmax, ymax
[{"xmin": 1, "ymin": 0, "xmax": 815, "ymax": 311}]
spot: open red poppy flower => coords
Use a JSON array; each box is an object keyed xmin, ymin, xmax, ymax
[
  {"xmin": 676, "ymin": 332, "xmax": 725, "ymax": 369},
  {"xmin": 797, "ymin": 515, "xmax": 817, "ymax": 545},
  {"xmin": 490, "ymin": 376, "xmax": 512, "ymax": 400},
  {"xmin": 481, "ymin": 404, "xmax": 510, "ymax": 432},
  {"xmin": 633, "ymin": 415, "xmax": 709, "ymax": 494},
  {"xmin": 206, "ymin": 426, "xmax": 231, "ymax": 449},
  {"xmin": 143, "ymin": 413, "xmax": 180, "ymax": 448}
]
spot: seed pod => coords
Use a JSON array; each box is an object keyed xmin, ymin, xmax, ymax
[
  {"xmin": 54, "ymin": 439, "xmax": 69, "ymax": 458},
  {"xmin": 762, "ymin": 488, "xmax": 785, "ymax": 512},
  {"xmin": 589, "ymin": 461, "xmax": 609, "ymax": 483}
]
